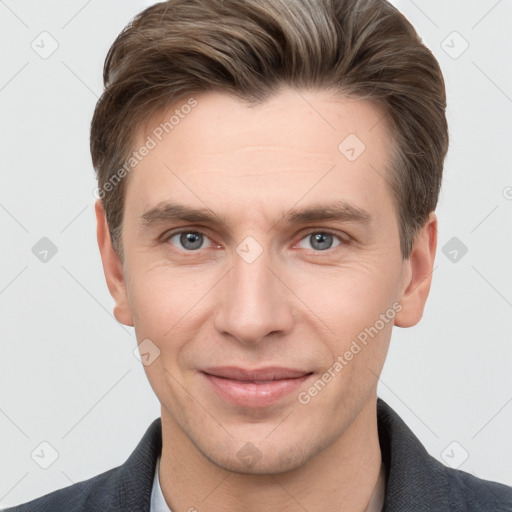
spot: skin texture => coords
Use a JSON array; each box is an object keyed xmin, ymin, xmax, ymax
[{"xmin": 96, "ymin": 88, "xmax": 437, "ymax": 512}]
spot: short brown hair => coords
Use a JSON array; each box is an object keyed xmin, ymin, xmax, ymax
[{"xmin": 90, "ymin": 0, "xmax": 448, "ymax": 259}]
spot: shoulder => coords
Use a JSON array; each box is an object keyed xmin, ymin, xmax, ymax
[
  {"xmin": 443, "ymin": 466, "xmax": 512, "ymax": 511},
  {"xmin": 377, "ymin": 398, "xmax": 512, "ymax": 511},
  {"xmin": 2, "ymin": 417, "xmax": 162, "ymax": 512},
  {"xmin": 1, "ymin": 466, "xmax": 119, "ymax": 512}
]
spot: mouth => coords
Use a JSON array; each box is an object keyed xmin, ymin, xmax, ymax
[{"xmin": 201, "ymin": 366, "xmax": 314, "ymax": 407}]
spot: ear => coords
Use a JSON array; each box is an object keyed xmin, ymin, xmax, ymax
[
  {"xmin": 394, "ymin": 212, "xmax": 437, "ymax": 328},
  {"xmin": 95, "ymin": 200, "xmax": 134, "ymax": 326}
]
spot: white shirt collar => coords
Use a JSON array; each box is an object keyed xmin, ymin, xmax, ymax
[{"xmin": 150, "ymin": 456, "xmax": 173, "ymax": 512}]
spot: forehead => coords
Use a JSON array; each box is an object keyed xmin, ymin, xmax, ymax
[
  {"xmin": 137, "ymin": 88, "xmax": 391, "ymax": 161},
  {"xmin": 126, "ymin": 88, "xmax": 395, "ymax": 225}
]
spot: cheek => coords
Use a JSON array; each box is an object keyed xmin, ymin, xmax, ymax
[
  {"xmin": 128, "ymin": 275, "xmax": 171, "ymax": 336},
  {"xmin": 126, "ymin": 264, "xmax": 220, "ymax": 374},
  {"xmin": 126, "ymin": 262, "xmax": 199, "ymax": 329},
  {"xmin": 128, "ymin": 272, "xmax": 193, "ymax": 392},
  {"xmin": 289, "ymin": 261, "xmax": 400, "ymax": 337}
]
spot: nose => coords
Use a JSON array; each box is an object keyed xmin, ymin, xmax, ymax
[{"xmin": 213, "ymin": 247, "xmax": 294, "ymax": 345}]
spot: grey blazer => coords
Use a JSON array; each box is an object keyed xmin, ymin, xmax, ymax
[{"xmin": 3, "ymin": 399, "xmax": 512, "ymax": 511}]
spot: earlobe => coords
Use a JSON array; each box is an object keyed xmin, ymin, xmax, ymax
[
  {"xmin": 394, "ymin": 212, "xmax": 438, "ymax": 328},
  {"xmin": 95, "ymin": 200, "xmax": 134, "ymax": 327}
]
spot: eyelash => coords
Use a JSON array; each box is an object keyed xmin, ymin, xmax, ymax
[{"xmin": 162, "ymin": 228, "xmax": 348, "ymax": 254}]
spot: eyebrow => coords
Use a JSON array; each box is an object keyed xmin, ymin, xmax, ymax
[
  {"xmin": 282, "ymin": 201, "xmax": 371, "ymax": 225},
  {"xmin": 141, "ymin": 200, "xmax": 372, "ymax": 230}
]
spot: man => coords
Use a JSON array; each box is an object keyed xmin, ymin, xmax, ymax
[{"xmin": 5, "ymin": 0, "xmax": 511, "ymax": 510}]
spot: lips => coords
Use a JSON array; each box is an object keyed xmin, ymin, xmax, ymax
[
  {"xmin": 201, "ymin": 366, "xmax": 313, "ymax": 407},
  {"xmin": 203, "ymin": 366, "xmax": 310, "ymax": 381}
]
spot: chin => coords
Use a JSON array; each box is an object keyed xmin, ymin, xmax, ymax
[
  {"xmin": 196, "ymin": 434, "xmax": 316, "ymax": 476},
  {"xmin": 211, "ymin": 451, "xmax": 309, "ymax": 476}
]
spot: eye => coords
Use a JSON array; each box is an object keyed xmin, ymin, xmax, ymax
[
  {"xmin": 167, "ymin": 230, "xmax": 214, "ymax": 251},
  {"xmin": 296, "ymin": 230, "xmax": 344, "ymax": 251}
]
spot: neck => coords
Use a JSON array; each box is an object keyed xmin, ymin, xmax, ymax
[{"xmin": 159, "ymin": 396, "xmax": 382, "ymax": 512}]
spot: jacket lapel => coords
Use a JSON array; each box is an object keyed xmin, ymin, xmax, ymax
[
  {"xmin": 83, "ymin": 417, "xmax": 162, "ymax": 511},
  {"xmin": 378, "ymin": 399, "xmax": 451, "ymax": 512}
]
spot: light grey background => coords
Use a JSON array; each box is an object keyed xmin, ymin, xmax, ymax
[{"xmin": 1, "ymin": 0, "xmax": 511, "ymax": 507}]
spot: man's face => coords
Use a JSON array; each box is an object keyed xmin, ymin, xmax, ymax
[{"xmin": 99, "ymin": 88, "xmax": 424, "ymax": 474}]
